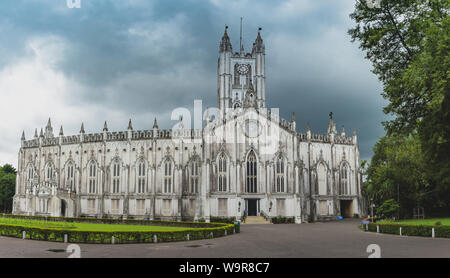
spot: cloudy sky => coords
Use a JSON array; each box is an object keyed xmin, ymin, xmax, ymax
[{"xmin": 0, "ymin": 0, "xmax": 387, "ymax": 166}]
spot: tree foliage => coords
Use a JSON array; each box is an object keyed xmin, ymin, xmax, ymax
[
  {"xmin": 0, "ymin": 164, "xmax": 16, "ymax": 213},
  {"xmin": 350, "ymin": 0, "xmax": 449, "ymax": 217}
]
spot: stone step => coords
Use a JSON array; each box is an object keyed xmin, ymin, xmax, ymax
[{"xmin": 243, "ymin": 216, "xmax": 271, "ymax": 224}]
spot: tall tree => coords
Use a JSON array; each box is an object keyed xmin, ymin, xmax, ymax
[
  {"xmin": 0, "ymin": 164, "xmax": 16, "ymax": 213},
  {"xmin": 349, "ymin": 0, "xmax": 449, "ymax": 216}
]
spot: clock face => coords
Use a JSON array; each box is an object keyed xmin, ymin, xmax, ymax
[
  {"xmin": 242, "ymin": 119, "xmax": 260, "ymax": 138},
  {"xmin": 237, "ymin": 64, "xmax": 249, "ymax": 75}
]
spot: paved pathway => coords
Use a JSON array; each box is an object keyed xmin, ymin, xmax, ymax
[{"xmin": 0, "ymin": 220, "xmax": 448, "ymax": 258}]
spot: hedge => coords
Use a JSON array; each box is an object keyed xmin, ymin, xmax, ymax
[
  {"xmin": 209, "ymin": 217, "xmax": 236, "ymax": 224},
  {"xmin": 0, "ymin": 215, "xmax": 236, "ymax": 244},
  {"xmin": 271, "ymin": 216, "xmax": 295, "ymax": 224},
  {"xmin": 364, "ymin": 223, "xmax": 450, "ymax": 238}
]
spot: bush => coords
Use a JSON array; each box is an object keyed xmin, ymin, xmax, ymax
[
  {"xmin": 271, "ymin": 216, "xmax": 295, "ymax": 224},
  {"xmin": 376, "ymin": 199, "xmax": 399, "ymax": 218},
  {"xmin": 365, "ymin": 223, "xmax": 450, "ymax": 238},
  {"xmin": 210, "ymin": 217, "xmax": 236, "ymax": 224},
  {"xmin": 435, "ymin": 221, "xmax": 442, "ymax": 226}
]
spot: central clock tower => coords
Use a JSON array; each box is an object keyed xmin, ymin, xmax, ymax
[{"xmin": 218, "ymin": 26, "xmax": 266, "ymax": 113}]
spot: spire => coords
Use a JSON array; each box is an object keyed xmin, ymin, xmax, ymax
[
  {"xmin": 39, "ymin": 128, "xmax": 44, "ymax": 138},
  {"xmin": 341, "ymin": 125, "xmax": 345, "ymax": 136},
  {"xmin": 34, "ymin": 128, "xmax": 38, "ymax": 138},
  {"xmin": 219, "ymin": 25, "xmax": 232, "ymax": 52},
  {"xmin": 240, "ymin": 17, "xmax": 243, "ymax": 56},
  {"xmin": 253, "ymin": 27, "xmax": 264, "ymax": 54},
  {"xmin": 353, "ymin": 128, "xmax": 357, "ymax": 136},
  {"xmin": 44, "ymin": 117, "xmax": 54, "ymax": 138},
  {"xmin": 59, "ymin": 126, "xmax": 64, "ymax": 136},
  {"xmin": 21, "ymin": 131, "xmax": 25, "ymax": 141},
  {"xmin": 327, "ymin": 112, "xmax": 337, "ymax": 134},
  {"xmin": 103, "ymin": 121, "xmax": 108, "ymax": 132},
  {"xmin": 307, "ymin": 122, "xmax": 311, "ymax": 132},
  {"xmin": 153, "ymin": 118, "xmax": 158, "ymax": 129},
  {"xmin": 291, "ymin": 112, "xmax": 296, "ymax": 122},
  {"xmin": 80, "ymin": 122, "xmax": 85, "ymax": 134},
  {"xmin": 128, "ymin": 119, "xmax": 133, "ymax": 130}
]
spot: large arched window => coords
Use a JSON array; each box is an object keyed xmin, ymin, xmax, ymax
[
  {"xmin": 137, "ymin": 161, "xmax": 146, "ymax": 194},
  {"xmin": 317, "ymin": 163, "xmax": 327, "ymax": 195},
  {"xmin": 246, "ymin": 151, "xmax": 257, "ymax": 193},
  {"xmin": 218, "ymin": 154, "xmax": 227, "ymax": 192},
  {"xmin": 275, "ymin": 155, "xmax": 285, "ymax": 193},
  {"xmin": 66, "ymin": 162, "xmax": 74, "ymax": 190},
  {"xmin": 45, "ymin": 163, "xmax": 54, "ymax": 182},
  {"xmin": 164, "ymin": 159, "xmax": 172, "ymax": 193},
  {"xmin": 26, "ymin": 165, "xmax": 34, "ymax": 186},
  {"xmin": 88, "ymin": 161, "xmax": 97, "ymax": 194},
  {"xmin": 112, "ymin": 161, "xmax": 120, "ymax": 193},
  {"xmin": 190, "ymin": 160, "xmax": 200, "ymax": 193},
  {"xmin": 340, "ymin": 163, "xmax": 350, "ymax": 195}
]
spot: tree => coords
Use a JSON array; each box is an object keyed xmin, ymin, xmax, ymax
[
  {"xmin": 349, "ymin": 0, "xmax": 449, "ymax": 135},
  {"xmin": 0, "ymin": 164, "xmax": 16, "ymax": 213},
  {"xmin": 376, "ymin": 199, "xmax": 400, "ymax": 219},
  {"xmin": 349, "ymin": 0, "xmax": 450, "ymax": 217}
]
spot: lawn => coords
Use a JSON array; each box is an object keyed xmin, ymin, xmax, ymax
[
  {"xmin": 378, "ymin": 218, "xmax": 450, "ymax": 226},
  {"xmin": 0, "ymin": 217, "xmax": 198, "ymax": 232}
]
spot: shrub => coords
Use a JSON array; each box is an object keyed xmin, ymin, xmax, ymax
[
  {"xmin": 376, "ymin": 199, "xmax": 399, "ymax": 219},
  {"xmin": 271, "ymin": 216, "xmax": 295, "ymax": 224},
  {"xmin": 366, "ymin": 223, "xmax": 450, "ymax": 238},
  {"xmin": 435, "ymin": 221, "xmax": 442, "ymax": 226},
  {"xmin": 210, "ymin": 217, "xmax": 236, "ymax": 224}
]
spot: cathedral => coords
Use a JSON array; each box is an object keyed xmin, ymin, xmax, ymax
[{"xmin": 12, "ymin": 27, "xmax": 364, "ymax": 223}]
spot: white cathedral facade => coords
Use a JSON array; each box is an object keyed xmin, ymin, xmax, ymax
[{"xmin": 13, "ymin": 27, "xmax": 364, "ymax": 223}]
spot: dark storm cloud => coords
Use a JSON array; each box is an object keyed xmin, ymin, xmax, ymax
[{"xmin": 0, "ymin": 0, "xmax": 386, "ymax": 161}]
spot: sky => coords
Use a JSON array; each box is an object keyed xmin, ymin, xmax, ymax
[{"xmin": 0, "ymin": 0, "xmax": 388, "ymax": 167}]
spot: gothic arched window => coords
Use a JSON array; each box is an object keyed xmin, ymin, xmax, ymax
[
  {"xmin": 218, "ymin": 154, "xmax": 227, "ymax": 192},
  {"xmin": 88, "ymin": 161, "xmax": 97, "ymax": 194},
  {"xmin": 26, "ymin": 165, "xmax": 34, "ymax": 186},
  {"xmin": 317, "ymin": 163, "xmax": 327, "ymax": 195},
  {"xmin": 112, "ymin": 161, "xmax": 120, "ymax": 193},
  {"xmin": 275, "ymin": 155, "xmax": 285, "ymax": 193},
  {"xmin": 190, "ymin": 160, "xmax": 200, "ymax": 193},
  {"xmin": 66, "ymin": 162, "xmax": 74, "ymax": 190},
  {"xmin": 45, "ymin": 163, "xmax": 54, "ymax": 182},
  {"xmin": 246, "ymin": 151, "xmax": 257, "ymax": 193},
  {"xmin": 340, "ymin": 163, "xmax": 349, "ymax": 195},
  {"xmin": 164, "ymin": 159, "xmax": 172, "ymax": 193},
  {"xmin": 137, "ymin": 161, "xmax": 146, "ymax": 194}
]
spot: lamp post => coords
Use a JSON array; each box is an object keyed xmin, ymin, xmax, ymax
[
  {"xmin": 370, "ymin": 198, "xmax": 375, "ymax": 220},
  {"xmin": 397, "ymin": 183, "xmax": 400, "ymax": 220}
]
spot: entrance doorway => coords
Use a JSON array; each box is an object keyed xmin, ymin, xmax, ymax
[
  {"xmin": 340, "ymin": 200, "xmax": 353, "ymax": 218},
  {"xmin": 247, "ymin": 199, "xmax": 258, "ymax": 216},
  {"xmin": 61, "ymin": 200, "xmax": 66, "ymax": 217}
]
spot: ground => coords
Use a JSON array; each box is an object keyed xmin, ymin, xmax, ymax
[{"xmin": 0, "ymin": 219, "xmax": 448, "ymax": 258}]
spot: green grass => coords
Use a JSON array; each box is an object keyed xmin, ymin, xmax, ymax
[
  {"xmin": 378, "ymin": 218, "xmax": 450, "ymax": 226},
  {"xmin": 0, "ymin": 217, "xmax": 200, "ymax": 232}
]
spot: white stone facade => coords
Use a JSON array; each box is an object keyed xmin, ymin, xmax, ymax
[{"xmin": 12, "ymin": 27, "xmax": 364, "ymax": 223}]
